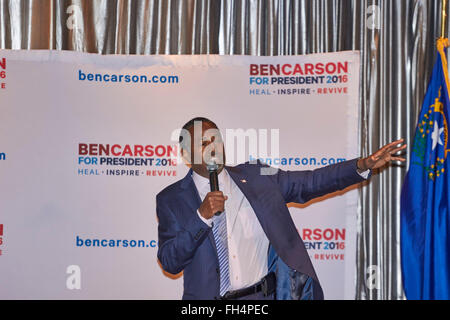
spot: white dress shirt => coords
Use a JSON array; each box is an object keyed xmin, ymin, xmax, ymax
[{"xmin": 192, "ymin": 169, "xmax": 270, "ymax": 290}]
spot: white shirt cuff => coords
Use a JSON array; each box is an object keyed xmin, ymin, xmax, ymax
[
  {"xmin": 357, "ymin": 169, "xmax": 371, "ymax": 180},
  {"xmin": 197, "ymin": 209, "xmax": 213, "ymax": 227}
]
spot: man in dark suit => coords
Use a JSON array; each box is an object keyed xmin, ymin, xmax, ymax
[{"xmin": 156, "ymin": 117, "xmax": 406, "ymax": 300}]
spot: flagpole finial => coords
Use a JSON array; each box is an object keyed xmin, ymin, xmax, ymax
[{"xmin": 442, "ymin": 0, "xmax": 448, "ymax": 39}]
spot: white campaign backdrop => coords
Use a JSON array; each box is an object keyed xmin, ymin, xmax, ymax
[{"xmin": 0, "ymin": 50, "xmax": 360, "ymax": 299}]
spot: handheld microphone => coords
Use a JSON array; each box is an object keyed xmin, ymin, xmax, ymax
[{"xmin": 206, "ymin": 159, "xmax": 222, "ymax": 216}]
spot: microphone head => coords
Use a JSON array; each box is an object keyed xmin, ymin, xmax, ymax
[{"xmin": 206, "ymin": 158, "xmax": 219, "ymax": 172}]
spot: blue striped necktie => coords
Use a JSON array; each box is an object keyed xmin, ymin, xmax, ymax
[{"xmin": 212, "ymin": 211, "xmax": 230, "ymax": 296}]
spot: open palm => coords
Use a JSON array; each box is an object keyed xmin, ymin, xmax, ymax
[{"xmin": 358, "ymin": 139, "xmax": 407, "ymax": 171}]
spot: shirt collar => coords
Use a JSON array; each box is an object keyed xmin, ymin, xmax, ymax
[{"xmin": 192, "ymin": 168, "xmax": 228, "ymax": 193}]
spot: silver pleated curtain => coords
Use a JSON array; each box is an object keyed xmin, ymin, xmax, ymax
[{"xmin": 0, "ymin": 0, "xmax": 446, "ymax": 299}]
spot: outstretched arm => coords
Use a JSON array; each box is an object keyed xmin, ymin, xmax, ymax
[{"xmin": 270, "ymin": 139, "xmax": 407, "ymax": 204}]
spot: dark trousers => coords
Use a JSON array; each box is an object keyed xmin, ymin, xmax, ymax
[{"xmin": 235, "ymin": 291, "xmax": 275, "ymax": 300}]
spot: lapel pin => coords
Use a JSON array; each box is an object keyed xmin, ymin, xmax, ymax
[{"xmin": 240, "ymin": 179, "xmax": 247, "ymax": 183}]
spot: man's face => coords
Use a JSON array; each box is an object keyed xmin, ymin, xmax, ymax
[{"xmin": 181, "ymin": 121, "xmax": 225, "ymax": 178}]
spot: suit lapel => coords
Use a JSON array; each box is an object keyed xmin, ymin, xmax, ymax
[
  {"xmin": 180, "ymin": 165, "xmax": 293, "ymax": 272},
  {"xmin": 225, "ymin": 166, "xmax": 275, "ymax": 242},
  {"xmin": 180, "ymin": 169, "xmax": 219, "ymax": 257},
  {"xmin": 180, "ymin": 169, "xmax": 202, "ymax": 212},
  {"xmin": 227, "ymin": 165, "xmax": 319, "ymax": 283},
  {"xmin": 226, "ymin": 165, "xmax": 300, "ymax": 267}
]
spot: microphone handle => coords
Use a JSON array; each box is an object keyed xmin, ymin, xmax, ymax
[{"xmin": 209, "ymin": 170, "xmax": 222, "ymax": 216}]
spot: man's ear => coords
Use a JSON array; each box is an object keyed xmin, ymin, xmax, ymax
[{"xmin": 180, "ymin": 147, "xmax": 192, "ymax": 168}]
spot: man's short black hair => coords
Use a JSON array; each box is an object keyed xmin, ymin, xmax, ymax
[{"xmin": 179, "ymin": 117, "xmax": 218, "ymax": 144}]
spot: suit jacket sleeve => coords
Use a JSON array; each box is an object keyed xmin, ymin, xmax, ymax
[
  {"xmin": 268, "ymin": 158, "xmax": 367, "ymax": 204},
  {"xmin": 156, "ymin": 193, "xmax": 211, "ymax": 275}
]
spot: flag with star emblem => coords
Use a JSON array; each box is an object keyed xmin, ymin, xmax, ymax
[{"xmin": 401, "ymin": 38, "xmax": 450, "ymax": 300}]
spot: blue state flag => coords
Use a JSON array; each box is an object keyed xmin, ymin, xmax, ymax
[{"xmin": 401, "ymin": 39, "xmax": 450, "ymax": 300}]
